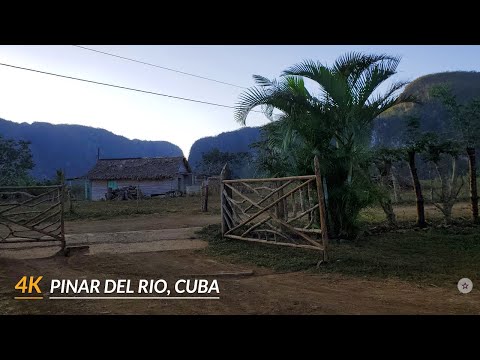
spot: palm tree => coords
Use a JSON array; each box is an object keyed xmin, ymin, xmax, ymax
[{"xmin": 236, "ymin": 52, "xmax": 413, "ymax": 238}]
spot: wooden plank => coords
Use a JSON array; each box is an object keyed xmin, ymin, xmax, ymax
[
  {"xmin": 5, "ymin": 210, "xmax": 46, "ymax": 216},
  {"xmin": 244, "ymin": 180, "xmax": 293, "ymax": 213},
  {"xmin": 224, "ymin": 234, "xmax": 323, "ymax": 251},
  {"xmin": 276, "ymin": 181, "xmax": 285, "ymax": 221},
  {"xmin": 38, "ymin": 222, "xmax": 62, "ymax": 233},
  {"xmin": 267, "ymin": 213, "xmax": 322, "ymax": 248},
  {"xmin": 240, "ymin": 182, "xmax": 264, "ymax": 198},
  {"xmin": 294, "ymin": 227, "xmax": 322, "ymax": 234},
  {"xmin": 29, "ymin": 209, "xmax": 61, "ymax": 227},
  {"xmin": 0, "ymin": 216, "xmax": 63, "ymax": 241},
  {"xmin": 0, "ymin": 187, "xmax": 59, "ymax": 215},
  {"xmin": 253, "ymin": 186, "xmax": 275, "ymax": 192},
  {"xmin": 220, "ymin": 164, "xmax": 232, "ymax": 235},
  {"xmin": 3, "ymin": 196, "xmax": 58, "ymax": 210},
  {"xmin": 221, "ymin": 204, "xmax": 234, "ymax": 230},
  {"xmin": 223, "ymin": 175, "xmax": 315, "ymax": 184},
  {"xmin": 241, "ymin": 216, "xmax": 271, "ymax": 237},
  {"xmin": 254, "ymin": 229, "xmax": 291, "ymax": 241},
  {"xmin": 223, "ymin": 190, "xmax": 247, "ymax": 222},
  {"xmin": 17, "ymin": 201, "xmax": 60, "ymax": 226},
  {"xmin": 0, "ymin": 238, "xmax": 62, "ymax": 244},
  {"xmin": 287, "ymin": 204, "xmax": 319, "ymax": 224},
  {"xmin": 314, "ymin": 155, "xmax": 329, "ymax": 259},
  {"xmin": 225, "ymin": 182, "xmax": 323, "ymax": 248},
  {"xmin": 224, "ymin": 179, "xmax": 314, "ymax": 235},
  {"xmin": 264, "ymin": 221, "xmax": 298, "ymax": 243}
]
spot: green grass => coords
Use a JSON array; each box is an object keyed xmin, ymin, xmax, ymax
[
  {"xmin": 197, "ymin": 223, "xmax": 480, "ymax": 287},
  {"xmin": 395, "ymin": 176, "xmax": 479, "ymax": 205},
  {"xmin": 64, "ymin": 195, "xmax": 221, "ymax": 221}
]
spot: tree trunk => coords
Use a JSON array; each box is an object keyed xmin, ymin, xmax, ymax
[
  {"xmin": 407, "ymin": 150, "xmax": 426, "ymax": 227},
  {"xmin": 391, "ymin": 165, "xmax": 402, "ymax": 203},
  {"xmin": 380, "ymin": 200, "xmax": 397, "ymax": 227},
  {"xmin": 441, "ymin": 201, "xmax": 454, "ymax": 224},
  {"xmin": 467, "ymin": 147, "xmax": 479, "ymax": 223},
  {"xmin": 379, "ymin": 160, "xmax": 397, "ymax": 227}
]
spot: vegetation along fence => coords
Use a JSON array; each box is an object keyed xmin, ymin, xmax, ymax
[
  {"xmin": 0, "ymin": 185, "xmax": 65, "ymax": 249},
  {"xmin": 220, "ymin": 156, "xmax": 329, "ymax": 261}
]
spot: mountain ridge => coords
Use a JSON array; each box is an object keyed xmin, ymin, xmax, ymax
[{"xmin": 0, "ymin": 118, "xmax": 183, "ymax": 180}]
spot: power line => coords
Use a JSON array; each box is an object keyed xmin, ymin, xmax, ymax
[
  {"xmin": 0, "ymin": 61, "xmax": 261, "ymax": 112},
  {"xmin": 72, "ymin": 45, "xmax": 248, "ymax": 89}
]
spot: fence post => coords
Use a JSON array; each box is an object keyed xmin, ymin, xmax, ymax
[
  {"xmin": 314, "ymin": 155, "xmax": 329, "ymax": 260},
  {"xmin": 202, "ymin": 178, "xmax": 209, "ymax": 212},
  {"xmin": 59, "ymin": 171, "xmax": 66, "ymax": 251},
  {"xmin": 220, "ymin": 164, "xmax": 231, "ymax": 236}
]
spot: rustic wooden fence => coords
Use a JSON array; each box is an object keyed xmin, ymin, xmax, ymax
[
  {"xmin": 0, "ymin": 185, "xmax": 65, "ymax": 249},
  {"xmin": 220, "ymin": 156, "xmax": 329, "ymax": 261}
]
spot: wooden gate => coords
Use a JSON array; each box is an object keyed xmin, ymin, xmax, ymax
[
  {"xmin": 220, "ymin": 156, "xmax": 329, "ymax": 260},
  {"xmin": 0, "ymin": 185, "xmax": 65, "ymax": 248}
]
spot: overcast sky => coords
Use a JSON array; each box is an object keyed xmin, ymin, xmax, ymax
[{"xmin": 1, "ymin": 45, "xmax": 480, "ymax": 157}]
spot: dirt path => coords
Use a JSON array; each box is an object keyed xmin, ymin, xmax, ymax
[
  {"xmin": 1, "ymin": 212, "xmax": 478, "ymax": 314},
  {"xmin": 0, "ymin": 250, "xmax": 478, "ymax": 315},
  {"xmin": 0, "ymin": 213, "xmax": 220, "ymax": 259}
]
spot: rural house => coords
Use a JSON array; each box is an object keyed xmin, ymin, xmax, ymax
[{"xmin": 86, "ymin": 157, "xmax": 192, "ymax": 200}]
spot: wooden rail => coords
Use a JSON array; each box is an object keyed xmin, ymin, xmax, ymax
[
  {"xmin": 0, "ymin": 185, "xmax": 65, "ymax": 249},
  {"xmin": 220, "ymin": 155, "xmax": 329, "ymax": 260}
]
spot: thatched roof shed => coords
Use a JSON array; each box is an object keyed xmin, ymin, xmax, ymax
[{"xmin": 87, "ymin": 157, "xmax": 191, "ymax": 181}]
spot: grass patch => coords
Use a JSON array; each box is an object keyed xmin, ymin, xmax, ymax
[
  {"xmin": 65, "ymin": 195, "xmax": 221, "ymax": 221},
  {"xmin": 198, "ymin": 223, "xmax": 480, "ymax": 287}
]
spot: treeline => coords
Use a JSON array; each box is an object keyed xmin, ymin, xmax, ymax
[
  {"xmin": 232, "ymin": 54, "xmax": 480, "ymax": 240},
  {"xmin": 0, "ymin": 135, "xmax": 64, "ymax": 186}
]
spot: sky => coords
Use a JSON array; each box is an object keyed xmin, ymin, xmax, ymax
[{"xmin": 0, "ymin": 45, "xmax": 480, "ymax": 157}]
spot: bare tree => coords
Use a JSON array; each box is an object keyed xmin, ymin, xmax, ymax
[
  {"xmin": 431, "ymin": 85, "xmax": 480, "ymax": 224},
  {"xmin": 373, "ymin": 148, "xmax": 402, "ymax": 226},
  {"xmin": 423, "ymin": 135, "xmax": 464, "ymax": 224}
]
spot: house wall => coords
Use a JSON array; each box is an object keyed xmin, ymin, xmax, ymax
[
  {"xmin": 90, "ymin": 179, "xmax": 180, "ymax": 200},
  {"xmin": 91, "ymin": 180, "xmax": 108, "ymax": 201},
  {"xmin": 134, "ymin": 179, "xmax": 177, "ymax": 197}
]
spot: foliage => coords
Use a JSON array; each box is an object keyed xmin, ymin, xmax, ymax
[
  {"xmin": 235, "ymin": 52, "xmax": 414, "ymax": 238},
  {"xmin": 188, "ymin": 127, "xmax": 261, "ymax": 174},
  {"xmin": 430, "ymin": 84, "xmax": 480, "ymax": 148},
  {"xmin": 250, "ymin": 121, "xmax": 316, "ymax": 178},
  {"xmin": 0, "ymin": 135, "xmax": 34, "ymax": 186},
  {"xmin": 371, "ymin": 147, "xmax": 403, "ymax": 225},
  {"xmin": 374, "ymin": 71, "xmax": 480, "ymax": 149},
  {"xmin": 197, "ymin": 148, "xmax": 253, "ymax": 178}
]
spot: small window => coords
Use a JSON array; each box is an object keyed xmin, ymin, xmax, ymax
[{"xmin": 107, "ymin": 180, "xmax": 118, "ymax": 190}]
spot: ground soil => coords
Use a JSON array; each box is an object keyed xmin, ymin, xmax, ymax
[{"xmin": 1, "ymin": 212, "xmax": 478, "ymax": 315}]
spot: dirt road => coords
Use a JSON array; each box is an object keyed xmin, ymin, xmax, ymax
[
  {"xmin": 0, "ymin": 213, "xmax": 478, "ymax": 314},
  {"xmin": 0, "ymin": 250, "xmax": 478, "ymax": 314}
]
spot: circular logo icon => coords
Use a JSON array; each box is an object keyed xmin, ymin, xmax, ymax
[{"xmin": 457, "ymin": 278, "xmax": 473, "ymax": 294}]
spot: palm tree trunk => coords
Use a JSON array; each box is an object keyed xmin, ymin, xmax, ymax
[
  {"xmin": 467, "ymin": 147, "xmax": 479, "ymax": 223},
  {"xmin": 407, "ymin": 150, "xmax": 426, "ymax": 227}
]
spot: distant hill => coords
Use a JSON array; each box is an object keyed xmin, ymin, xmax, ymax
[
  {"xmin": 0, "ymin": 118, "xmax": 183, "ymax": 180},
  {"xmin": 188, "ymin": 127, "xmax": 261, "ymax": 171},
  {"xmin": 4, "ymin": 72, "xmax": 479, "ymax": 181},
  {"xmin": 373, "ymin": 71, "xmax": 480, "ymax": 147}
]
